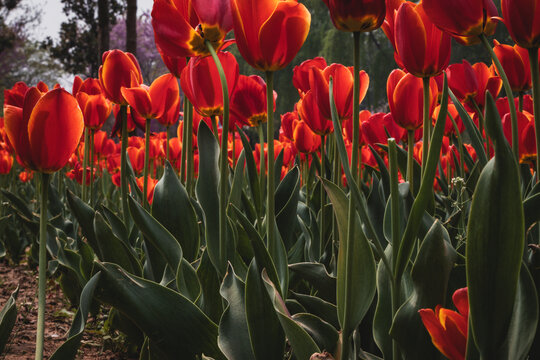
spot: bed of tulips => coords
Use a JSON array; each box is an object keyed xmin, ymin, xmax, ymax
[{"xmin": 1, "ymin": 0, "xmax": 540, "ymax": 359}]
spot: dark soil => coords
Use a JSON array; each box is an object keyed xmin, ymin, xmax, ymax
[{"xmin": 0, "ymin": 259, "xmax": 136, "ymax": 359}]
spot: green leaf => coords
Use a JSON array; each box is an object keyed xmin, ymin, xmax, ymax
[
  {"xmin": 466, "ymin": 93, "xmax": 525, "ymax": 358},
  {"xmin": 290, "ymin": 292, "xmax": 339, "ymax": 330},
  {"xmin": 292, "ymin": 313, "xmax": 339, "ymax": 355},
  {"xmin": 218, "ymin": 263, "xmax": 255, "ymax": 360},
  {"xmin": 288, "ymin": 262, "xmax": 336, "ymax": 303},
  {"xmin": 152, "ymin": 161, "xmax": 200, "ymax": 262},
  {"xmin": 229, "ymin": 151, "xmax": 246, "ymax": 210},
  {"xmin": 524, "ymin": 193, "xmax": 540, "ymax": 230},
  {"xmin": 176, "ymin": 258, "xmax": 202, "ymax": 303},
  {"xmin": 66, "ymin": 190, "xmax": 98, "ymax": 254},
  {"xmin": 390, "ymin": 221, "xmax": 457, "ymax": 359},
  {"xmin": 49, "ymin": 272, "xmax": 101, "ymax": 360},
  {"xmin": 197, "ymin": 250, "xmax": 224, "ymax": 324},
  {"xmin": 275, "ymin": 166, "xmax": 300, "ymax": 248},
  {"xmin": 0, "ymin": 287, "xmax": 18, "ymax": 354},
  {"xmin": 237, "ymin": 127, "xmax": 262, "ymax": 218},
  {"xmin": 262, "ymin": 270, "xmax": 320, "ymax": 359},
  {"xmin": 95, "ymin": 262, "xmax": 225, "ymax": 360},
  {"xmin": 245, "ymin": 259, "xmax": 285, "ymax": 360},
  {"xmin": 93, "ymin": 212, "xmax": 141, "ymax": 275},
  {"xmin": 323, "ymin": 179, "xmax": 376, "ymax": 338},
  {"xmin": 196, "ymin": 120, "xmax": 224, "ymax": 275},
  {"xmin": 373, "ymin": 245, "xmax": 394, "ymax": 360}
]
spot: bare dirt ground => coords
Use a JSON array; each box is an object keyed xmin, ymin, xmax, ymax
[{"xmin": 0, "ymin": 259, "xmax": 137, "ymax": 360}]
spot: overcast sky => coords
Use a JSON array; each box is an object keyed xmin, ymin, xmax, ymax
[{"xmin": 29, "ymin": 0, "xmax": 154, "ymax": 40}]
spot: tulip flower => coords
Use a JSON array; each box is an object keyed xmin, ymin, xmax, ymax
[
  {"xmin": 230, "ymin": 75, "xmax": 276, "ymax": 128},
  {"xmin": 158, "ymin": 47, "xmax": 187, "ymax": 78},
  {"xmin": 0, "ymin": 149, "xmax": 13, "ymax": 174},
  {"xmin": 279, "ymin": 110, "xmax": 300, "ymax": 141},
  {"xmin": 293, "ymin": 120, "xmax": 321, "ymax": 154},
  {"xmin": 99, "ymin": 49, "xmax": 143, "ymax": 105},
  {"xmin": 492, "ymin": 40, "xmax": 532, "ymax": 93},
  {"xmin": 385, "ymin": 1, "xmax": 451, "ymax": 78},
  {"xmin": 432, "ymin": 103, "xmax": 465, "ymax": 137},
  {"xmin": 322, "ymin": 0, "xmax": 386, "ymax": 33},
  {"xmin": 502, "ymin": 0, "xmax": 540, "ymax": 49},
  {"xmin": 297, "ymin": 94, "xmax": 333, "ymax": 136},
  {"xmin": 4, "ymin": 81, "xmax": 29, "ymax": 107},
  {"xmin": 502, "ymin": 111, "xmax": 537, "ymax": 163},
  {"xmin": 293, "ymin": 57, "xmax": 328, "ymax": 96},
  {"xmin": 419, "ymin": 287, "xmax": 468, "ymax": 360},
  {"xmin": 181, "ymin": 51, "xmax": 239, "ymax": 118},
  {"xmin": 152, "ymin": 0, "xmax": 233, "ymax": 59},
  {"xmin": 361, "ymin": 112, "xmax": 406, "ymax": 150},
  {"xmin": 230, "ymin": 0, "xmax": 311, "ymax": 72},
  {"xmin": 423, "ymin": 0, "xmax": 498, "ymax": 45}
]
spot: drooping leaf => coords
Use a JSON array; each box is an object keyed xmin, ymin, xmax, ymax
[{"xmin": 0, "ymin": 287, "xmax": 18, "ymax": 354}]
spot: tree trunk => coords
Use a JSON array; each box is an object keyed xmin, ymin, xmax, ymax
[
  {"xmin": 97, "ymin": 0, "xmax": 109, "ymax": 59},
  {"xmin": 126, "ymin": 0, "xmax": 137, "ymax": 55}
]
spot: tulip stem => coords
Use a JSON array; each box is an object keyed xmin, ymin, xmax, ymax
[
  {"xmin": 89, "ymin": 129, "xmax": 95, "ymax": 205},
  {"xmin": 421, "ymin": 77, "xmax": 431, "ymax": 177},
  {"xmin": 471, "ymin": 99, "xmax": 490, "ymax": 156},
  {"xmin": 143, "ymin": 119, "xmax": 151, "ymax": 209},
  {"xmin": 266, "ymin": 71, "xmax": 276, "ymax": 251},
  {"xmin": 529, "ymin": 47, "xmax": 540, "ymax": 181},
  {"xmin": 407, "ymin": 130, "xmax": 414, "ymax": 192},
  {"xmin": 258, "ymin": 124, "xmax": 266, "ymax": 194},
  {"xmin": 481, "ymin": 34, "xmax": 519, "ymax": 161},
  {"xmin": 351, "ymin": 31, "xmax": 361, "ymax": 182},
  {"xmin": 319, "ymin": 134, "xmax": 326, "ymax": 259},
  {"xmin": 166, "ymin": 125, "xmax": 170, "ymax": 163},
  {"xmin": 207, "ymin": 40, "xmax": 230, "ymax": 275},
  {"xmin": 120, "ymin": 105, "xmax": 129, "ymax": 224},
  {"xmin": 82, "ymin": 127, "xmax": 89, "ymax": 202},
  {"xmin": 186, "ymin": 99, "xmax": 195, "ymax": 196},
  {"xmin": 35, "ymin": 172, "xmax": 50, "ymax": 360}
]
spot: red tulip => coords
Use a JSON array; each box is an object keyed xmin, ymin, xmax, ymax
[
  {"xmin": 502, "ymin": 0, "xmax": 540, "ymax": 49},
  {"xmin": 387, "ymin": 69, "xmax": 437, "ymax": 130},
  {"xmin": 361, "ymin": 112, "xmax": 406, "ymax": 149},
  {"xmin": 73, "ymin": 77, "xmax": 103, "ymax": 96},
  {"xmin": 293, "ymin": 120, "xmax": 321, "ymax": 154},
  {"xmin": 121, "ymin": 73, "xmax": 180, "ymax": 120},
  {"xmin": 293, "ymin": 57, "xmax": 328, "ymax": 96},
  {"xmin": 152, "ymin": 0, "xmax": 232, "ymax": 58},
  {"xmin": 423, "ymin": 0, "xmax": 498, "ymax": 45},
  {"xmin": 4, "ymin": 81, "xmax": 29, "ymax": 107},
  {"xmin": 99, "ymin": 49, "xmax": 143, "ymax": 105},
  {"xmin": 230, "ymin": 0, "xmax": 311, "ymax": 71},
  {"xmin": 158, "ymin": 48, "xmax": 187, "ymax": 78},
  {"xmin": 419, "ymin": 288, "xmax": 468, "ymax": 360},
  {"xmin": 492, "ymin": 40, "xmax": 532, "ymax": 93},
  {"xmin": 280, "ymin": 110, "xmax": 300, "ymax": 141},
  {"xmin": 386, "ymin": 1, "xmax": 451, "ymax": 77},
  {"xmin": 76, "ymin": 93, "xmax": 112, "ymax": 130},
  {"xmin": 137, "ymin": 176, "xmax": 158, "ymax": 204},
  {"xmin": 0, "ymin": 150, "xmax": 13, "ymax": 174},
  {"xmin": 180, "ymin": 52, "xmax": 239, "ymax": 117},
  {"xmin": 3, "ymin": 88, "xmax": 84, "ymax": 173},
  {"xmin": 432, "ymin": 103, "xmax": 465, "ymax": 137},
  {"xmin": 297, "ymin": 94, "xmax": 333, "ymax": 136},
  {"xmin": 322, "ymin": 0, "xmax": 386, "ymax": 33},
  {"xmin": 502, "ymin": 110, "xmax": 537, "ymax": 163},
  {"xmin": 230, "ymin": 75, "xmax": 276, "ymax": 127}
]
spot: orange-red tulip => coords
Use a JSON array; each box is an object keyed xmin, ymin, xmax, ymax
[
  {"xmin": 361, "ymin": 112, "xmax": 406, "ymax": 149},
  {"xmin": 297, "ymin": 94, "xmax": 333, "ymax": 136},
  {"xmin": 502, "ymin": 0, "xmax": 540, "ymax": 49},
  {"xmin": 230, "ymin": 0, "xmax": 311, "ymax": 71},
  {"xmin": 158, "ymin": 48, "xmax": 187, "ymax": 78},
  {"xmin": 293, "ymin": 57, "xmax": 328, "ymax": 96},
  {"xmin": 387, "ymin": 69, "xmax": 437, "ymax": 130},
  {"xmin": 121, "ymin": 73, "xmax": 180, "ymax": 120},
  {"xmin": 280, "ymin": 110, "xmax": 300, "ymax": 141},
  {"xmin": 293, "ymin": 120, "xmax": 321, "ymax": 154},
  {"xmin": 230, "ymin": 75, "xmax": 276, "ymax": 127},
  {"xmin": 492, "ymin": 40, "xmax": 532, "ymax": 93},
  {"xmin": 0, "ymin": 150, "xmax": 13, "ymax": 174},
  {"xmin": 4, "ymin": 81, "xmax": 29, "ymax": 107},
  {"xmin": 99, "ymin": 49, "xmax": 143, "ymax": 105},
  {"xmin": 76, "ymin": 92, "xmax": 112, "ymax": 130},
  {"xmin": 3, "ymin": 88, "xmax": 84, "ymax": 173},
  {"xmin": 502, "ymin": 110, "xmax": 537, "ymax": 163},
  {"xmin": 322, "ymin": 0, "xmax": 385, "ymax": 33},
  {"xmin": 419, "ymin": 287, "xmax": 468, "ymax": 360},
  {"xmin": 152, "ymin": 0, "xmax": 232, "ymax": 58},
  {"xmin": 423, "ymin": 0, "xmax": 498, "ymax": 45},
  {"xmin": 180, "ymin": 51, "xmax": 239, "ymax": 117},
  {"xmin": 385, "ymin": 1, "xmax": 451, "ymax": 77},
  {"xmin": 432, "ymin": 103, "xmax": 465, "ymax": 137}
]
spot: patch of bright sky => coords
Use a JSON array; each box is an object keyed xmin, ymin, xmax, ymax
[{"xmin": 26, "ymin": 0, "xmax": 154, "ymax": 41}]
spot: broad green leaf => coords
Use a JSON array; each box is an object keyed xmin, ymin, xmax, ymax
[
  {"xmin": 524, "ymin": 193, "xmax": 540, "ymax": 229},
  {"xmin": 466, "ymin": 93, "xmax": 524, "ymax": 359},
  {"xmin": 288, "ymin": 262, "xmax": 336, "ymax": 303},
  {"xmin": 101, "ymin": 205, "xmax": 129, "ymax": 246},
  {"xmin": 292, "ymin": 313, "xmax": 339, "ymax": 355},
  {"xmin": 262, "ymin": 270, "xmax": 320, "ymax": 359},
  {"xmin": 291, "ymin": 292, "xmax": 339, "ymax": 330},
  {"xmin": 218, "ymin": 264, "xmax": 255, "ymax": 360},
  {"xmin": 197, "ymin": 250, "xmax": 224, "ymax": 324},
  {"xmin": 245, "ymin": 259, "xmax": 285, "ymax": 360},
  {"xmin": 228, "ymin": 151, "xmax": 246, "ymax": 210},
  {"xmin": 323, "ymin": 179, "xmax": 376, "ymax": 339},
  {"xmin": 275, "ymin": 166, "xmax": 300, "ymax": 248},
  {"xmin": 66, "ymin": 190, "xmax": 98, "ymax": 254},
  {"xmin": 196, "ymin": 120, "xmax": 225, "ymax": 275},
  {"xmin": 176, "ymin": 258, "xmax": 202, "ymax": 303},
  {"xmin": 95, "ymin": 262, "xmax": 225, "ymax": 360},
  {"xmin": 237, "ymin": 127, "xmax": 262, "ymax": 218},
  {"xmin": 49, "ymin": 272, "xmax": 101, "ymax": 360},
  {"xmin": 0, "ymin": 287, "xmax": 18, "ymax": 354},
  {"xmin": 152, "ymin": 161, "xmax": 199, "ymax": 261},
  {"xmin": 373, "ymin": 246, "xmax": 394, "ymax": 360},
  {"xmin": 390, "ymin": 221, "xmax": 457, "ymax": 359}
]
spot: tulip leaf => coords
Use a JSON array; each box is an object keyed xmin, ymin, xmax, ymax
[
  {"xmin": 152, "ymin": 161, "xmax": 199, "ymax": 261},
  {"xmin": 322, "ymin": 179, "xmax": 376, "ymax": 339},
  {"xmin": 275, "ymin": 166, "xmax": 300, "ymax": 249},
  {"xmin": 228, "ymin": 151, "xmax": 246, "ymax": 210},
  {"xmin": 288, "ymin": 262, "xmax": 336, "ymax": 303},
  {"xmin": 101, "ymin": 205, "xmax": 129, "ymax": 246},
  {"xmin": 373, "ymin": 245, "xmax": 394, "ymax": 360},
  {"xmin": 196, "ymin": 120, "xmax": 224, "ymax": 275},
  {"xmin": 176, "ymin": 258, "xmax": 202, "ymax": 303},
  {"xmin": 66, "ymin": 190, "xmax": 98, "ymax": 255},
  {"xmin": 93, "ymin": 212, "xmax": 141, "ymax": 275},
  {"xmin": 0, "ymin": 287, "xmax": 18, "ymax": 354},
  {"xmin": 196, "ymin": 250, "xmax": 224, "ymax": 324},
  {"xmin": 524, "ymin": 193, "xmax": 540, "ymax": 230},
  {"xmin": 290, "ymin": 292, "xmax": 339, "ymax": 330},
  {"xmin": 261, "ymin": 270, "xmax": 320, "ymax": 359},
  {"xmin": 94, "ymin": 262, "xmax": 225, "ymax": 360},
  {"xmin": 237, "ymin": 127, "xmax": 262, "ymax": 217},
  {"xmin": 49, "ymin": 272, "xmax": 101, "ymax": 360},
  {"xmin": 245, "ymin": 259, "xmax": 285, "ymax": 360},
  {"xmin": 390, "ymin": 220, "xmax": 457, "ymax": 359},
  {"xmin": 466, "ymin": 93, "xmax": 524, "ymax": 359},
  {"xmin": 292, "ymin": 313, "xmax": 339, "ymax": 355},
  {"xmin": 218, "ymin": 263, "xmax": 255, "ymax": 360}
]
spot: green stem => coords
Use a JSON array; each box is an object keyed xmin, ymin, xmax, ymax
[
  {"xmin": 481, "ymin": 34, "xmax": 519, "ymax": 161},
  {"xmin": 319, "ymin": 134, "xmax": 326, "ymax": 259},
  {"xmin": 519, "ymin": 92, "xmax": 524, "ymax": 112},
  {"xmin": 143, "ymin": 119, "xmax": 151, "ymax": 209},
  {"xmin": 120, "ymin": 105, "xmax": 129, "ymax": 224},
  {"xmin": 207, "ymin": 41, "xmax": 230, "ymax": 275},
  {"xmin": 529, "ymin": 48, "xmax": 540, "ymax": 181},
  {"xmin": 186, "ymin": 98, "xmax": 195, "ymax": 196},
  {"xmin": 258, "ymin": 124, "xmax": 266, "ymax": 198},
  {"xmin": 35, "ymin": 172, "xmax": 50, "ymax": 360},
  {"xmin": 388, "ymin": 139, "xmax": 401, "ymax": 360},
  {"xmin": 471, "ymin": 99, "xmax": 490, "ymax": 156},
  {"xmin": 351, "ymin": 31, "xmax": 361, "ymax": 182},
  {"xmin": 82, "ymin": 127, "xmax": 89, "ymax": 202},
  {"xmin": 266, "ymin": 71, "xmax": 275, "ymax": 250},
  {"xmin": 89, "ymin": 129, "xmax": 95, "ymax": 205},
  {"xmin": 407, "ymin": 130, "xmax": 415, "ymax": 193},
  {"xmin": 180, "ymin": 98, "xmax": 188, "ymax": 183},
  {"xmin": 421, "ymin": 77, "xmax": 431, "ymax": 176},
  {"xmin": 166, "ymin": 125, "xmax": 170, "ymax": 163}
]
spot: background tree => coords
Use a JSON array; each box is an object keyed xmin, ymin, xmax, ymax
[{"xmin": 126, "ymin": 0, "xmax": 137, "ymax": 55}]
